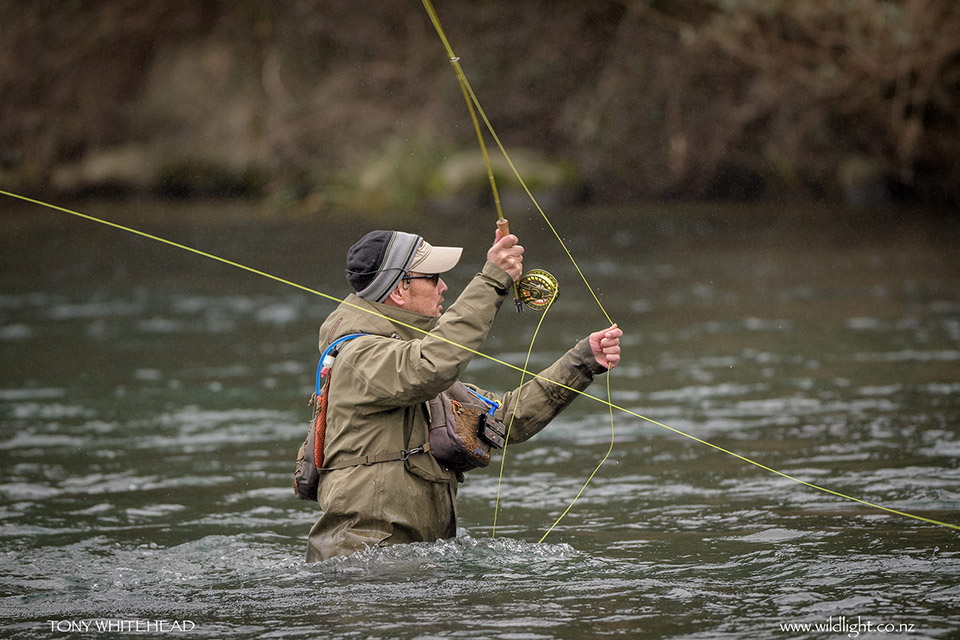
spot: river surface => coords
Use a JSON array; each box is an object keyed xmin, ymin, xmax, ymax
[{"xmin": 1, "ymin": 199, "xmax": 958, "ymax": 639}]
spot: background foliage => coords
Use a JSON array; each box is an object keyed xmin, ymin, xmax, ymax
[{"xmin": 1, "ymin": 0, "xmax": 957, "ymax": 209}]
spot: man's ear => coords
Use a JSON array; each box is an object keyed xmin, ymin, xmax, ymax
[{"xmin": 385, "ymin": 285, "xmax": 405, "ymax": 307}]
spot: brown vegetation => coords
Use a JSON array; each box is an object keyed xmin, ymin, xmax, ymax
[{"xmin": 1, "ymin": 0, "xmax": 957, "ymax": 209}]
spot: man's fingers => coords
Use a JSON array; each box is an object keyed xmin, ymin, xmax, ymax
[
  {"xmin": 600, "ymin": 333, "xmax": 622, "ymax": 348},
  {"xmin": 591, "ymin": 324, "xmax": 622, "ymax": 369},
  {"xmin": 496, "ymin": 233, "xmax": 518, "ymax": 248},
  {"xmin": 487, "ymin": 231, "xmax": 523, "ymax": 280}
]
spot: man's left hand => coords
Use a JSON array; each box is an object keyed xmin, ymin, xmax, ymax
[{"xmin": 589, "ymin": 324, "xmax": 622, "ymax": 370}]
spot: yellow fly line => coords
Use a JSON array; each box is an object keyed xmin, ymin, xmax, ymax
[
  {"xmin": 492, "ymin": 290, "xmax": 553, "ymax": 539},
  {"xmin": 420, "ymin": 0, "xmax": 615, "ymax": 540},
  {"xmin": 3, "ymin": 188, "xmax": 958, "ymax": 535},
  {"xmin": 489, "ymin": 293, "xmax": 617, "ymax": 543}
]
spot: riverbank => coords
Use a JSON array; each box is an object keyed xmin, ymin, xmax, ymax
[{"xmin": 2, "ymin": 1, "xmax": 958, "ymax": 210}]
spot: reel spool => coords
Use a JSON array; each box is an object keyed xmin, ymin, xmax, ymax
[{"xmin": 516, "ymin": 269, "xmax": 559, "ymax": 311}]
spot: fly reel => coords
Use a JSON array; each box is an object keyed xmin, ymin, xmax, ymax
[{"xmin": 516, "ymin": 269, "xmax": 559, "ymax": 311}]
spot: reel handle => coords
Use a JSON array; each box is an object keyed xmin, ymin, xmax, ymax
[{"xmin": 496, "ymin": 219, "xmax": 523, "ymax": 313}]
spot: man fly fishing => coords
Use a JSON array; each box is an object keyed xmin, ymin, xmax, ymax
[{"xmin": 298, "ymin": 226, "xmax": 622, "ymax": 561}]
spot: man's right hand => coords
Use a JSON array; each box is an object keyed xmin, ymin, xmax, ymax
[{"xmin": 487, "ymin": 229, "xmax": 524, "ymax": 282}]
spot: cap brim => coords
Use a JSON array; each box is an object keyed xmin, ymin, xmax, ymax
[{"xmin": 410, "ymin": 244, "xmax": 462, "ymax": 274}]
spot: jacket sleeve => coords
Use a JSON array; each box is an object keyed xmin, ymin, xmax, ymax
[
  {"xmin": 475, "ymin": 338, "xmax": 607, "ymax": 444},
  {"xmin": 337, "ymin": 261, "xmax": 512, "ymax": 409}
]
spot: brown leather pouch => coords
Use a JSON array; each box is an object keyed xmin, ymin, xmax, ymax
[{"xmin": 427, "ymin": 393, "xmax": 504, "ymax": 472}]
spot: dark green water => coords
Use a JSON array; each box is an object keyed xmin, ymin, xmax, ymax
[{"xmin": 1, "ymin": 199, "xmax": 958, "ymax": 638}]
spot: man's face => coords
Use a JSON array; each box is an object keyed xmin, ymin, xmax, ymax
[{"xmin": 398, "ymin": 272, "xmax": 447, "ymax": 317}]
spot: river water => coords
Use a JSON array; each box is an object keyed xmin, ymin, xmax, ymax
[{"xmin": 1, "ymin": 199, "xmax": 958, "ymax": 638}]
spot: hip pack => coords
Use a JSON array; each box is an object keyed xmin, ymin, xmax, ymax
[
  {"xmin": 427, "ymin": 382, "xmax": 506, "ymax": 473},
  {"xmin": 294, "ymin": 395, "xmax": 322, "ymax": 501}
]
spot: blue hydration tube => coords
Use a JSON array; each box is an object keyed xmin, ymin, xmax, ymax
[{"xmin": 315, "ymin": 333, "xmax": 368, "ymax": 396}]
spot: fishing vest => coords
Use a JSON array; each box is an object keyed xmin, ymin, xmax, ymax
[{"xmin": 294, "ymin": 336, "xmax": 506, "ymax": 501}]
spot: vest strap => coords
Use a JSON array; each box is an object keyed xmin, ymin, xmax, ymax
[{"xmin": 319, "ymin": 442, "xmax": 432, "ymax": 472}]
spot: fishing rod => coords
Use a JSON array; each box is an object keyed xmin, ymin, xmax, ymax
[
  {"xmin": 421, "ymin": 0, "xmax": 560, "ymax": 315},
  {"xmin": 3, "ymin": 188, "xmax": 957, "ymax": 535},
  {"xmin": 421, "ymin": 0, "xmax": 611, "ymax": 326}
]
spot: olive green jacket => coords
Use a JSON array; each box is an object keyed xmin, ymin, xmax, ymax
[{"xmin": 306, "ymin": 261, "xmax": 607, "ymax": 562}]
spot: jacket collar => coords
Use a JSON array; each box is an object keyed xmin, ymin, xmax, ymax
[
  {"xmin": 320, "ymin": 293, "xmax": 439, "ymax": 348},
  {"xmin": 360, "ymin": 295, "xmax": 439, "ymax": 339}
]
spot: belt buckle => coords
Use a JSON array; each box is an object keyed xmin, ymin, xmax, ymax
[{"xmin": 400, "ymin": 446, "xmax": 423, "ymax": 461}]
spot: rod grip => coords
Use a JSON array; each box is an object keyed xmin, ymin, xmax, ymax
[{"xmin": 495, "ymin": 219, "xmax": 523, "ymax": 312}]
